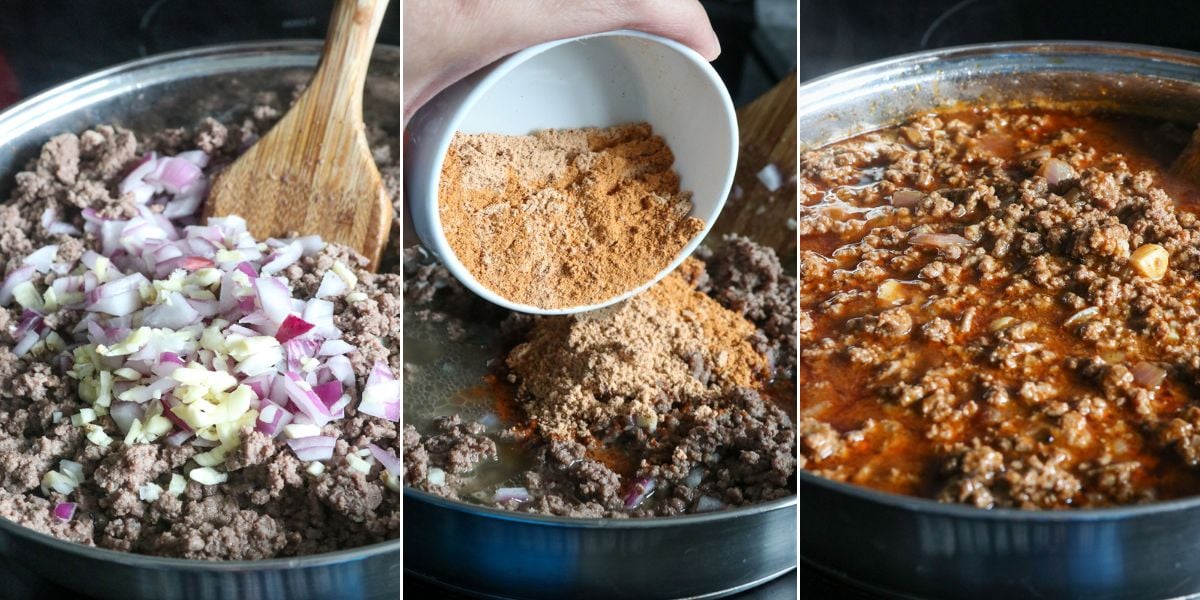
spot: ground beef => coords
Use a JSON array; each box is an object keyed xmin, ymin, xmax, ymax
[
  {"xmin": 801, "ymin": 107, "xmax": 1200, "ymax": 509},
  {"xmin": 403, "ymin": 241, "xmax": 797, "ymax": 517},
  {"xmin": 698, "ymin": 235, "xmax": 798, "ymax": 379},
  {"xmin": 403, "ymin": 417, "xmax": 498, "ymax": 500},
  {"xmin": 0, "ymin": 94, "xmax": 400, "ymax": 557}
]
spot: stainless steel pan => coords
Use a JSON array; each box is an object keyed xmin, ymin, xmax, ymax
[
  {"xmin": 800, "ymin": 41, "xmax": 1200, "ymax": 600},
  {"xmin": 0, "ymin": 41, "xmax": 400, "ymax": 600}
]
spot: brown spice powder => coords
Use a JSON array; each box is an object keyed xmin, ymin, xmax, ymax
[
  {"xmin": 505, "ymin": 258, "xmax": 768, "ymax": 441},
  {"xmin": 438, "ymin": 123, "xmax": 705, "ymax": 309}
]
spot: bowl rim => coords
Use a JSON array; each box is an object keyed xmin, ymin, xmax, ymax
[
  {"xmin": 416, "ymin": 29, "xmax": 738, "ymax": 316},
  {"xmin": 798, "ymin": 39, "xmax": 1200, "ymax": 522},
  {"xmin": 0, "ymin": 39, "xmax": 399, "ymax": 568}
]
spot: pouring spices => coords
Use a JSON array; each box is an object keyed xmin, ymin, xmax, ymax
[{"xmin": 438, "ymin": 123, "xmax": 704, "ymax": 309}]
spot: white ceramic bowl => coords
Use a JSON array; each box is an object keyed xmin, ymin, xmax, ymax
[{"xmin": 405, "ymin": 30, "xmax": 738, "ymax": 315}]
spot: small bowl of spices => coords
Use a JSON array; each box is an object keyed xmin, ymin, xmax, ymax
[{"xmin": 405, "ymin": 30, "xmax": 737, "ymax": 314}]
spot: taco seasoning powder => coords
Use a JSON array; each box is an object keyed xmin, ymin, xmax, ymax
[{"xmin": 437, "ymin": 123, "xmax": 704, "ymax": 309}]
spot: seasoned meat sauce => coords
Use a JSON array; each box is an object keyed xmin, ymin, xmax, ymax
[{"xmin": 799, "ymin": 107, "xmax": 1200, "ymax": 509}]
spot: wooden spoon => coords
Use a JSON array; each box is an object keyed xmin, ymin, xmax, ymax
[{"xmin": 205, "ymin": 0, "xmax": 393, "ymax": 270}]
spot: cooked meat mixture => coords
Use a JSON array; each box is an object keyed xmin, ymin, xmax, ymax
[
  {"xmin": 799, "ymin": 107, "xmax": 1200, "ymax": 509},
  {"xmin": 0, "ymin": 94, "xmax": 401, "ymax": 558},
  {"xmin": 404, "ymin": 236, "xmax": 797, "ymax": 517}
]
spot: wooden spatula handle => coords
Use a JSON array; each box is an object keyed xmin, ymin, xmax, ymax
[{"xmin": 309, "ymin": 0, "xmax": 391, "ymax": 122}]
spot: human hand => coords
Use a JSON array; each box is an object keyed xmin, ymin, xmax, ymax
[{"xmin": 403, "ymin": 0, "xmax": 721, "ymax": 123}]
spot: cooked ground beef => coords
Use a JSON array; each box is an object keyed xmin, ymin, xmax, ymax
[
  {"xmin": 0, "ymin": 93, "xmax": 400, "ymax": 558},
  {"xmin": 800, "ymin": 107, "xmax": 1200, "ymax": 509},
  {"xmin": 403, "ymin": 236, "xmax": 797, "ymax": 517}
]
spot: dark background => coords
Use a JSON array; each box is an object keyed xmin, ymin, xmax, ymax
[
  {"xmin": 800, "ymin": 0, "xmax": 1200, "ymax": 82},
  {"xmin": 0, "ymin": 0, "xmax": 400, "ymax": 108},
  {"xmin": 799, "ymin": 0, "xmax": 1200, "ymax": 597},
  {"xmin": 0, "ymin": 0, "xmax": 795, "ymax": 108}
]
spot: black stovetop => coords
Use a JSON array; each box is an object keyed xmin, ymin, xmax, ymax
[{"xmin": 800, "ymin": 0, "xmax": 1200, "ymax": 82}]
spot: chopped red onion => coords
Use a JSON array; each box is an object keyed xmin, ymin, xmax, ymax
[
  {"xmin": 326, "ymin": 355, "xmax": 355, "ymax": 387},
  {"xmin": 254, "ymin": 277, "xmax": 293, "ymax": 325},
  {"xmin": 318, "ymin": 339, "xmax": 354, "ymax": 356},
  {"xmin": 86, "ymin": 273, "xmax": 149, "ymax": 316},
  {"xmin": 695, "ymin": 495, "xmax": 726, "ymax": 513},
  {"xmin": 623, "ymin": 477, "xmax": 657, "ymax": 509},
  {"xmin": 160, "ymin": 396, "xmax": 191, "ymax": 432},
  {"xmin": 1131, "ymin": 361, "xmax": 1167, "ymax": 389},
  {"xmin": 286, "ymin": 435, "xmax": 335, "ymax": 461},
  {"xmin": 358, "ymin": 360, "xmax": 399, "ymax": 422},
  {"xmin": 15, "ymin": 309, "xmax": 44, "ymax": 338},
  {"xmin": 243, "ymin": 373, "xmax": 276, "ymax": 400},
  {"xmin": 164, "ymin": 429, "xmax": 194, "ymax": 447},
  {"xmin": 109, "ymin": 401, "xmax": 145, "ymax": 434},
  {"xmin": 368, "ymin": 443, "xmax": 400, "ymax": 476},
  {"xmin": 284, "ymin": 338, "xmax": 320, "ymax": 371},
  {"xmin": 1039, "ymin": 158, "xmax": 1075, "ymax": 185},
  {"xmin": 315, "ymin": 271, "xmax": 347, "ymax": 299},
  {"xmin": 0, "ymin": 265, "xmax": 36, "ymax": 307},
  {"xmin": 236, "ymin": 262, "xmax": 258, "ymax": 279},
  {"xmin": 494, "ymin": 487, "xmax": 532, "ymax": 504},
  {"xmin": 40, "ymin": 206, "xmax": 56, "ymax": 229},
  {"xmin": 891, "ymin": 189, "xmax": 924, "ymax": 208},
  {"xmin": 149, "ymin": 157, "xmax": 203, "ymax": 194},
  {"xmin": 174, "ymin": 150, "xmax": 209, "ymax": 168},
  {"xmin": 282, "ymin": 371, "xmax": 333, "ymax": 427},
  {"xmin": 48, "ymin": 222, "xmax": 81, "ymax": 235},
  {"xmin": 261, "ymin": 241, "xmax": 303, "ymax": 275},
  {"xmin": 312, "ymin": 380, "xmax": 343, "ymax": 408},
  {"xmin": 294, "ymin": 235, "xmax": 325, "ymax": 256},
  {"xmin": 275, "ymin": 314, "xmax": 315, "ymax": 344},
  {"xmin": 22, "ymin": 245, "xmax": 58, "ymax": 273},
  {"xmin": 909, "ymin": 232, "xmax": 974, "ymax": 250},
  {"xmin": 757, "ymin": 163, "xmax": 783, "ymax": 192},
  {"xmin": 328, "ymin": 394, "xmax": 351, "ymax": 419},
  {"xmin": 140, "ymin": 291, "xmax": 201, "ymax": 329},
  {"xmin": 302, "ymin": 299, "xmax": 337, "ymax": 338},
  {"xmin": 53, "ymin": 502, "xmax": 77, "ymax": 522},
  {"xmin": 48, "ymin": 221, "xmax": 81, "ymax": 236},
  {"xmin": 256, "ymin": 402, "xmax": 293, "ymax": 437},
  {"xmin": 13, "ymin": 330, "xmax": 41, "ymax": 357},
  {"xmin": 179, "ymin": 256, "xmax": 214, "ymax": 271}
]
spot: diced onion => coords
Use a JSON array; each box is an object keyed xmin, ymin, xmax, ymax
[
  {"xmin": 623, "ymin": 477, "xmax": 657, "ymax": 509},
  {"xmin": 909, "ymin": 232, "xmax": 974, "ymax": 250},
  {"xmin": 358, "ymin": 360, "xmax": 400, "ymax": 422},
  {"xmin": 286, "ymin": 435, "xmax": 336, "ymax": 461},
  {"xmin": 1131, "ymin": 361, "xmax": 1167, "ymax": 389},
  {"xmin": 494, "ymin": 487, "xmax": 532, "ymax": 504},
  {"xmin": 891, "ymin": 189, "xmax": 923, "ymax": 208},
  {"xmin": 757, "ymin": 163, "xmax": 783, "ymax": 191},
  {"xmin": 53, "ymin": 502, "xmax": 77, "ymax": 522},
  {"xmin": 368, "ymin": 443, "xmax": 400, "ymax": 476}
]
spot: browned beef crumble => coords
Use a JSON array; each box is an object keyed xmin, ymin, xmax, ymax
[
  {"xmin": 0, "ymin": 93, "xmax": 401, "ymax": 558},
  {"xmin": 403, "ymin": 237, "xmax": 798, "ymax": 517},
  {"xmin": 800, "ymin": 107, "xmax": 1200, "ymax": 509}
]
